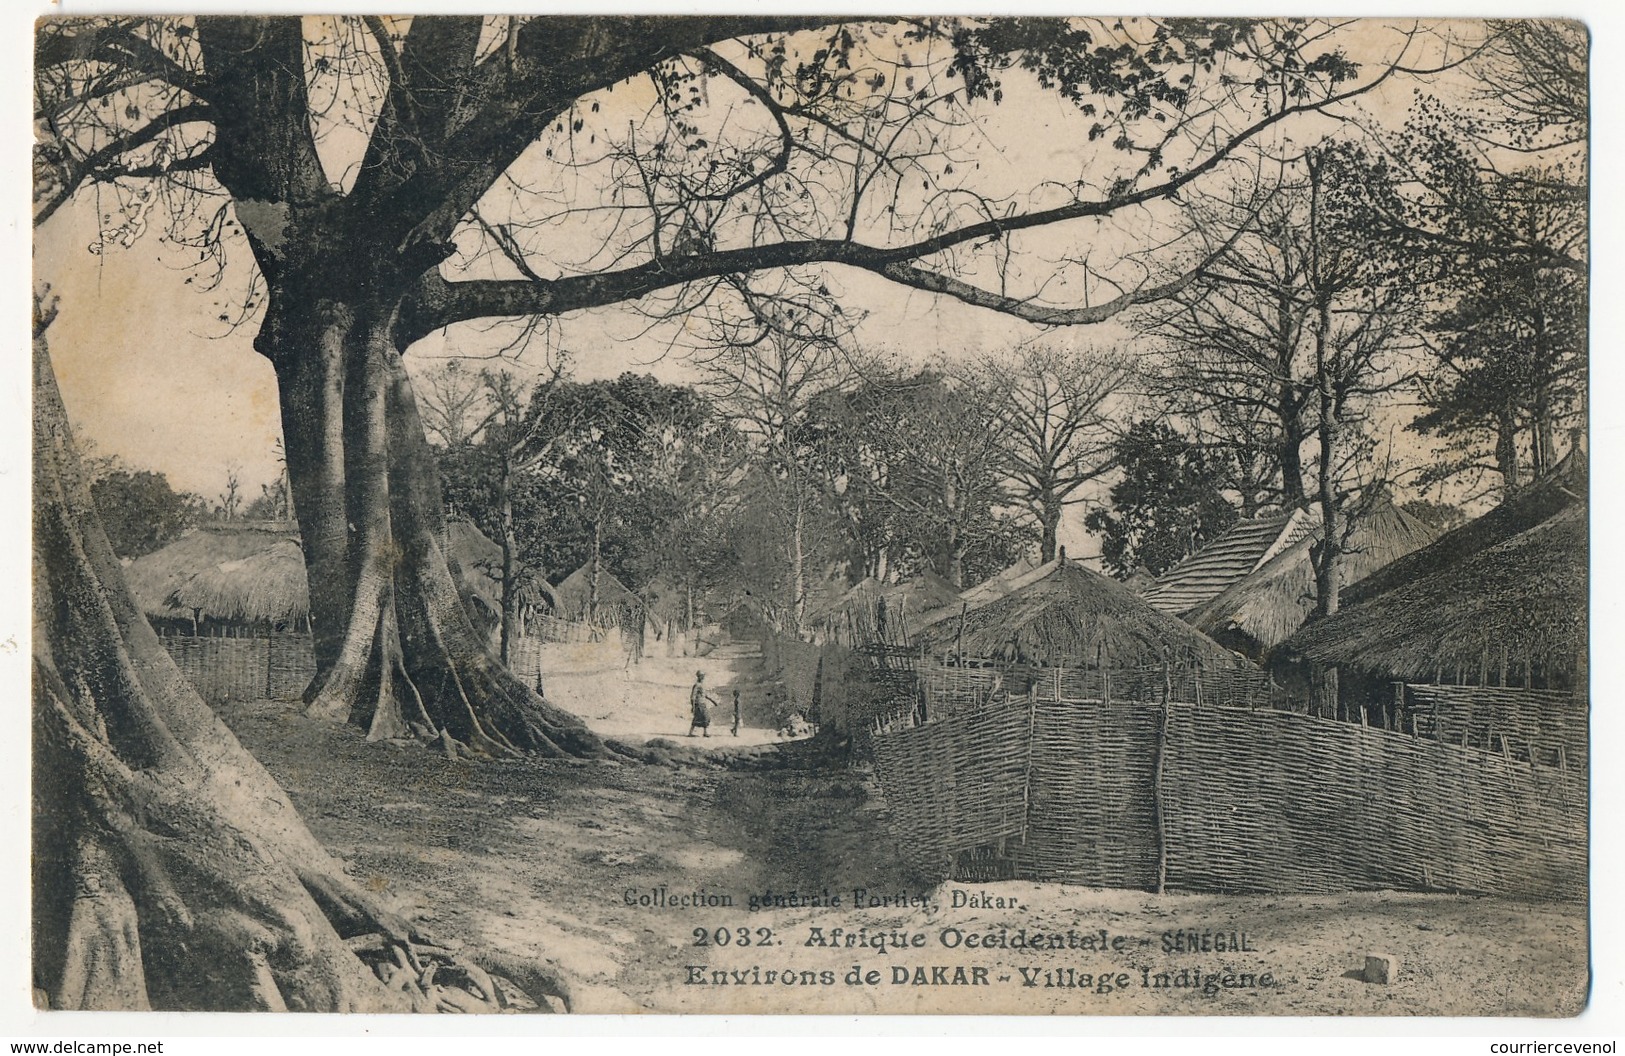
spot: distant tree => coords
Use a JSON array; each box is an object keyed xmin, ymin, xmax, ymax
[
  {"xmin": 868, "ymin": 370, "xmax": 1027, "ymax": 588},
  {"xmin": 242, "ymin": 483, "xmax": 287, "ymax": 521},
  {"xmin": 214, "ymin": 464, "xmax": 244, "ymax": 521},
  {"xmin": 416, "ymin": 360, "xmax": 491, "ymax": 450},
  {"xmin": 1084, "ymin": 418, "xmax": 1238, "ymax": 578},
  {"xmin": 89, "ymin": 465, "xmax": 207, "ymax": 558},
  {"xmin": 816, "ymin": 368, "xmax": 1028, "ymax": 589},
  {"xmin": 1379, "ymin": 21, "xmax": 1586, "ymax": 496},
  {"xmin": 798, "ymin": 381, "xmax": 906, "ymax": 583},
  {"xmin": 1139, "ymin": 145, "xmax": 1418, "ymax": 615},
  {"xmin": 428, "ymin": 364, "xmax": 578, "ymax": 663},
  {"xmin": 981, "ymin": 346, "xmax": 1126, "ymax": 563},
  {"xmin": 700, "ymin": 325, "xmax": 850, "ymax": 636},
  {"xmin": 632, "ymin": 402, "xmax": 750, "ymax": 633},
  {"xmin": 1411, "ymin": 253, "xmax": 1584, "ymax": 495}
]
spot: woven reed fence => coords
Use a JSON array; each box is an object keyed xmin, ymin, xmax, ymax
[
  {"xmin": 1016, "ymin": 700, "xmax": 1162, "ymax": 888},
  {"xmin": 882, "ymin": 661, "xmax": 1275, "ymax": 726},
  {"xmin": 159, "ymin": 633, "xmax": 316, "ymax": 702},
  {"xmin": 1161, "ymin": 706, "xmax": 1585, "ymax": 899},
  {"xmin": 871, "ymin": 689, "xmax": 1586, "ymax": 900},
  {"xmin": 527, "ymin": 613, "xmax": 599, "ymax": 644},
  {"xmin": 1403, "ymin": 684, "xmax": 1587, "ymax": 770},
  {"xmin": 160, "ymin": 624, "xmax": 618, "ymax": 702},
  {"xmin": 870, "ymin": 697, "xmax": 1032, "ymax": 879}
]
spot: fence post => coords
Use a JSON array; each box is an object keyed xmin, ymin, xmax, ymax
[
  {"xmin": 266, "ymin": 634, "xmax": 274, "ymax": 700},
  {"xmin": 1152, "ymin": 666, "xmax": 1171, "ymax": 895}
]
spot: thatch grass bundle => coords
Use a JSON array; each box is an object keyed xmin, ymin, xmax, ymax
[{"xmin": 917, "ymin": 560, "xmax": 1241, "ymax": 668}]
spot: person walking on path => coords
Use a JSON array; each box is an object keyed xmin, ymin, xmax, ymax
[
  {"xmin": 687, "ymin": 670, "xmax": 717, "ymax": 737},
  {"xmin": 731, "ymin": 688, "xmax": 742, "ymax": 737}
]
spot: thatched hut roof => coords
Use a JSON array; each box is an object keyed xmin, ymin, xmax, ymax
[
  {"xmin": 908, "ymin": 559, "xmax": 1059, "ymax": 639},
  {"xmin": 1187, "ymin": 497, "xmax": 1441, "ymax": 655},
  {"xmin": 1142, "ymin": 509, "xmax": 1314, "ymax": 616},
  {"xmin": 1342, "ymin": 449, "xmax": 1585, "ymax": 608},
  {"xmin": 812, "ymin": 570, "xmax": 965, "ymax": 642},
  {"xmin": 916, "ymin": 560, "xmax": 1242, "ymax": 668},
  {"xmin": 126, "ymin": 521, "xmax": 308, "ymax": 623},
  {"xmin": 954, "ymin": 556, "xmax": 1045, "ymax": 609},
  {"xmin": 445, "ymin": 520, "xmax": 557, "ymax": 613},
  {"xmin": 552, "ymin": 562, "xmax": 641, "ymax": 621},
  {"xmin": 1278, "ymin": 502, "xmax": 1586, "ymax": 682},
  {"xmin": 842, "ymin": 570, "xmax": 962, "ymax": 617},
  {"xmin": 127, "ymin": 519, "xmax": 550, "ymax": 627}
]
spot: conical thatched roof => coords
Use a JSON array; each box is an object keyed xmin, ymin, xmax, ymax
[
  {"xmin": 813, "ymin": 570, "xmax": 965, "ymax": 642},
  {"xmin": 839, "ymin": 570, "xmax": 962, "ymax": 618},
  {"xmin": 910, "ymin": 558, "xmax": 1060, "ymax": 639},
  {"xmin": 954, "ymin": 556, "xmax": 1045, "ymax": 609},
  {"xmin": 445, "ymin": 520, "xmax": 557, "ymax": 614},
  {"xmin": 1187, "ymin": 497, "xmax": 1441, "ymax": 655},
  {"xmin": 552, "ymin": 561, "xmax": 641, "ymax": 621},
  {"xmin": 1279, "ymin": 502, "xmax": 1586, "ymax": 682},
  {"xmin": 126, "ymin": 519, "xmax": 545, "ymax": 626},
  {"xmin": 916, "ymin": 560, "xmax": 1241, "ymax": 668},
  {"xmin": 126, "ymin": 521, "xmax": 308, "ymax": 623}
]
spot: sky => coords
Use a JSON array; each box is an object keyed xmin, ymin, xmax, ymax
[{"xmin": 31, "ymin": 17, "xmax": 1514, "ymax": 554}]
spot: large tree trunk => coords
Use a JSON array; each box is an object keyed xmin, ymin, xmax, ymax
[
  {"xmin": 1310, "ymin": 303, "xmax": 1341, "ymax": 619},
  {"xmin": 33, "ymin": 316, "xmax": 475, "ymax": 1011},
  {"xmin": 193, "ymin": 17, "xmax": 597, "ymax": 759},
  {"xmin": 271, "ymin": 297, "xmax": 600, "ymax": 759}
]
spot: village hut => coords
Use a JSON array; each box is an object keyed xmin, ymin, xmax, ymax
[
  {"xmin": 128, "ymin": 519, "xmax": 535, "ymax": 638},
  {"xmin": 126, "ymin": 521, "xmax": 309, "ymax": 634},
  {"xmin": 1141, "ymin": 508, "xmax": 1315, "ymax": 617},
  {"xmin": 952, "ymin": 555, "xmax": 1045, "ymax": 610},
  {"xmin": 552, "ymin": 561, "xmax": 642, "ymax": 626},
  {"xmin": 909, "ymin": 557, "xmax": 1059, "ymax": 642},
  {"xmin": 1185, "ymin": 496, "xmax": 1441, "ymax": 659},
  {"xmin": 444, "ymin": 519, "xmax": 558, "ymax": 629},
  {"xmin": 1337, "ymin": 449, "xmax": 1584, "ymax": 611},
  {"xmin": 915, "ymin": 558, "xmax": 1242, "ymax": 670},
  {"xmin": 818, "ymin": 570, "xmax": 963, "ymax": 644},
  {"xmin": 1277, "ymin": 499, "xmax": 1587, "ymax": 695}
]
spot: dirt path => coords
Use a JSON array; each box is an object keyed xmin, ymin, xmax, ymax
[{"xmin": 219, "ymin": 698, "xmax": 1588, "ymax": 1017}]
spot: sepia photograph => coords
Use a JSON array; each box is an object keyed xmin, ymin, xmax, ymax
[{"xmin": 24, "ymin": 9, "xmax": 1595, "ymax": 1026}]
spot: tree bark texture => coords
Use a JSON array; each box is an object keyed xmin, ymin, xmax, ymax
[
  {"xmin": 270, "ymin": 297, "xmax": 600, "ymax": 758},
  {"xmin": 33, "ymin": 325, "xmax": 417, "ymax": 1011}
]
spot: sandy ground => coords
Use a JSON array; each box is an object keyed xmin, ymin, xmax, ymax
[{"xmin": 216, "ymin": 661, "xmax": 1589, "ymax": 1018}]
